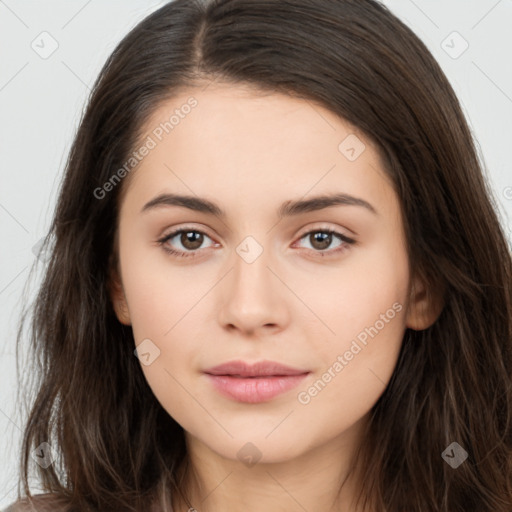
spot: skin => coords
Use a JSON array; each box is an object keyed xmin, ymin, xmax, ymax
[{"xmin": 110, "ymin": 82, "xmax": 440, "ymax": 512}]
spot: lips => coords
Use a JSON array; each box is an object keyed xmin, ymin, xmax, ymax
[
  {"xmin": 204, "ymin": 360, "xmax": 309, "ymax": 377},
  {"xmin": 203, "ymin": 360, "xmax": 311, "ymax": 403}
]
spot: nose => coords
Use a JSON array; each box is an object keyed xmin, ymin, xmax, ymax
[{"xmin": 217, "ymin": 244, "xmax": 290, "ymax": 336}]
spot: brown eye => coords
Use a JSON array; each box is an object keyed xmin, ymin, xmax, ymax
[
  {"xmin": 295, "ymin": 229, "xmax": 355, "ymax": 256},
  {"xmin": 158, "ymin": 228, "xmax": 216, "ymax": 258},
  {"xmin": 179, "ymin": 231, "xmax": 204, "ymax": 250},
  {"xmin": 309, "ymin": 231, "xmax": 333, "ymax": 251}
]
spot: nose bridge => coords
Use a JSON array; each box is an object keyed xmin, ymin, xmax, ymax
[
  {"xmin": 232, "ymin": 234, "xmax": 274, "ymax": 299},
  {"xmin": 218, "ymin": 233, "xmax": 288, "ymax": 332}
]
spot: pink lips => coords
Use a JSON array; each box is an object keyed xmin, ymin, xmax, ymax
[{"xmin": 203, "ymin": 360, "xmax": 310, "ymax": 403}]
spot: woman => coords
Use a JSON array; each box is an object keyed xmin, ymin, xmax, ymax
[{"xmin": 7, "ymin": 0, "xmax": 512, "ymax": 511}]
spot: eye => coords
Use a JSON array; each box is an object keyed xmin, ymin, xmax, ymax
[
  {"xmin": 157, "ymin": 226, "xmax": 356, "ymax": 259},
  {"xmin": 157, "ymin": 227, "xmax": 216, "ymax": 259},
  {"xmin": 293, "ymin": 228, "xmax": 355, "ymax": 256}
]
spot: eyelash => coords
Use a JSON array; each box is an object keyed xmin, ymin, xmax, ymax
[{"xmin": 157, "ymin": 226, "xmax": 356, "ymax": 259}]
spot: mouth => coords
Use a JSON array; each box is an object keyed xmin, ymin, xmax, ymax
[{"xmin": 203, "ymin": 360, "xmax": 311, "ymax": 403}]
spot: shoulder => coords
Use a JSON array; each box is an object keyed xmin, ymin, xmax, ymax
[{"xmin": 3, "ymin": 493, "xmax": 71, "ymax": 512}]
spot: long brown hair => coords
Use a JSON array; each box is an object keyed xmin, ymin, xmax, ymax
[{"xmin": 12, "ymin": 0, "xmax": 512, "ymax": 511}]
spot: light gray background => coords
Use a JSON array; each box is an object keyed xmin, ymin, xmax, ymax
[{"xmin": 1, "ymin": 0, "xmax": 511, "ymax": 507}]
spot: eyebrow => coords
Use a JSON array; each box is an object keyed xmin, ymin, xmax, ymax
[{"xmin": 141, "ymin": 192, "xmax": 378, "ymax": 218}]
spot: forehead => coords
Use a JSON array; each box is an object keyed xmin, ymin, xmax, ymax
[{"xmin": 120, "ymin": 83, "xmax": 394, "ymax": 218}]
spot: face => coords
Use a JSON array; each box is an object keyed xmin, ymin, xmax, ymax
[{"xmin": 110, "ymin": 82, "xmax": 436, "ymax": 465}]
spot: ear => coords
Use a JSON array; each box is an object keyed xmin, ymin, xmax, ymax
[
  {"xmin": 108, "ymin": 267, "xmax": 132, "ymax": 326},
  {"xmin": 405, "ymin": 273, "xmax": 444, "ymax": 331}
]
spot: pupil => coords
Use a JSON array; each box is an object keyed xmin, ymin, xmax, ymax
[
  {"xmin": 312, "ymin": 232, "xmax": 331, "ymax": 250},
  {"xmin": 182, "ymin": 231, "xmax": 202, "ymax": 250}
]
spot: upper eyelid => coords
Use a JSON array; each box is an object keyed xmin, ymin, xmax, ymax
[
  {"xmin": 162, "ymin": 225, "xmax": 216, "ymax": 242},
  {"xmin": 296, "ymin": 225, "xmax": 353, "ymax": 239}
]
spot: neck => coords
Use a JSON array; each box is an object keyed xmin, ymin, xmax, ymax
[{"xmin": 172, "ymin": 416, "xmax": 370, "ymax": 512}]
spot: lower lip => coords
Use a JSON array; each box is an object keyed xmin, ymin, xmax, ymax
[{"xmin": 205, "ymin": 373, "xmax": 310, "ymax": 403}]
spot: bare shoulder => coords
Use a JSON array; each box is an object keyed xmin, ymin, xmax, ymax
[{"xmin": 3, "ymin": 493, "xmax": 71, "ymax": 512}]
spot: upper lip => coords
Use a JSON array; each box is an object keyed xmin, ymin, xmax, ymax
[{"xmin": 204, "ymin": 360, "xmax": 310, "ymax": 377}]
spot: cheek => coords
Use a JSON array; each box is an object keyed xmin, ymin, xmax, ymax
[
  {"xmin": 309, "ymin": 233, "xmax": 410, "ymax": 347},
  {"xmin": 119, "ymin": 244, "xmax": 209, "ymax": 411},
  {"xmin": 295, "ymin": 237, "xmax": 409, "ymax": 424},
  {"xmin": 120, "ymin": 239, "xmax": 210, "ymax": 342}
]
